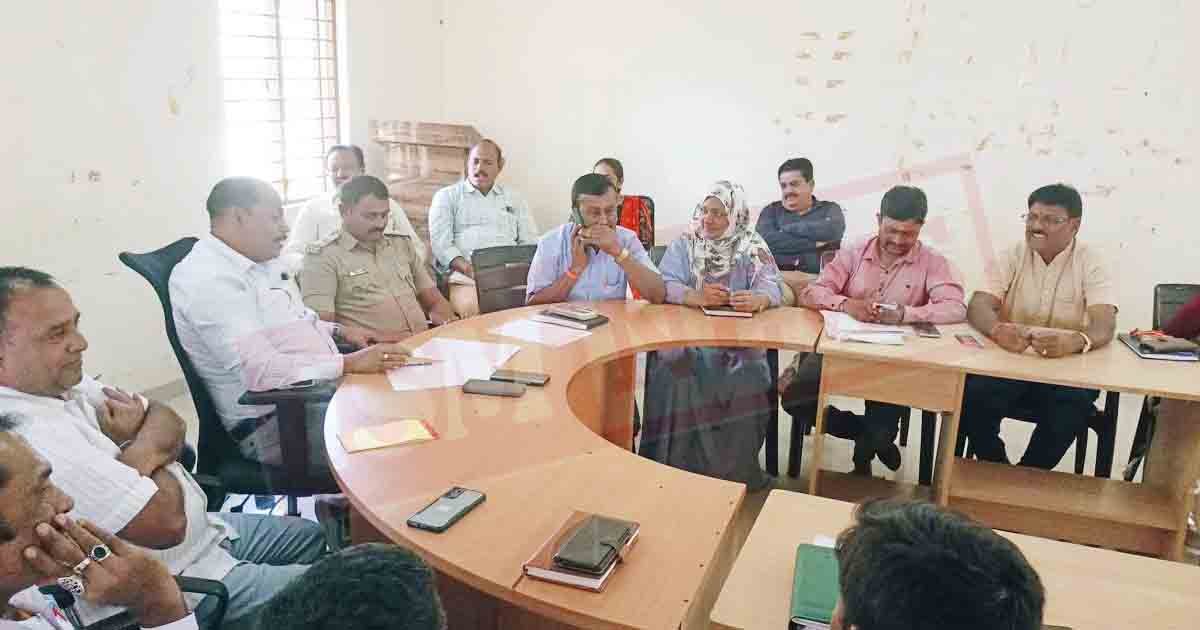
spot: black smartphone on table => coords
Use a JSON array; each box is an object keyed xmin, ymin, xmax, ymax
[
  {"xmin": 406, "ymin": 487, "xmax": 486, "ymax": 533},
  {"xmin": 462, "ymin": 378, "xmax": 526, "ymax": 397},
  {"xmin": 490, "ymin": 369, "xmax": 550, "ymax": 386}
]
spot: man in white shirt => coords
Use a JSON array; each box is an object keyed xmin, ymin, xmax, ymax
[
  {"xmin": 171, "ymin": 178, "xmax": 412, "ymax": 471},
  {"xmin": 1, "ymin": 414, "xmax": 197, "ymax": 629},
  {"xmin": 282, "ymin": 145, "xmax": 422, "ymax": 270},
  {"xmin": 0, "ymin": 267, "xmax": 326, "ymax": 630},
  {"xmin": 428, "ymin": 139, "xmax": 539, "ymax": 317}
]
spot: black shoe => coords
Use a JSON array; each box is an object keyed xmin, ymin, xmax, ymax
[
  {"xmin": 851, "ymin": 434, "xmax": 875, "ymax": 475},
  {"xmin": 875, "ymin": 442, "xmax": 902, "ymax": 471},
  {"xmin": 824, "ymin": 406, "xmax": 863, "ymax": 441}
]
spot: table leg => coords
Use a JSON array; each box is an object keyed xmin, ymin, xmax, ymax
[
  {"xmin": 566, "ymin": 356, "xmax": 636, "ymax": 450},
  {"xmin": 1141, "ymin": 398, "xmax": 1200, "ymax": 561},
  {"xmin": 807, "ymin": 372, "xmax": 831, "ymax": 495}
]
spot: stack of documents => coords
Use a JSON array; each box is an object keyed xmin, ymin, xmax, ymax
[
  {"xmin": 386, "ymin": 338, "xmax": 521, "ymax": 391},
  {"xmin": 489, "ymin": 318, "xmax": 592, "ymax": 347},
  {"xmin": 821, "ymin": 311, "xmax": 906, "ymax": 345}
]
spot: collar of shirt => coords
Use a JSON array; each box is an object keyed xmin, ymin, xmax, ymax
[
  {"xmin": 776, "ymin": 195, "xmax": 827, "ymax": 216},
  {"xmin": 861, "ymin": 236, "xmax": 923, "ymax": 268},
  {"xmin": 336, "ymin": 229, "xmax": 378, "ymax": 253},
  {"xmin": 1028, "ymin": 238, "xmax": 1076, "ymax": 271},
  {"xmin": 459, "ymin": 179, "xmax": 505, "ymax": 199},
  {"xmin": 203, "ymin": 234, "xmax": 258, "ymax": 275}
]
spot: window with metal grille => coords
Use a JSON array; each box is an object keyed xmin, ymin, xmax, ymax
[{"xmin": 220, "ymin": 0, "xmax": 340, "ymax": 204}]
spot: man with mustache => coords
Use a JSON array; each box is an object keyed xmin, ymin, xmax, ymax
[
  {"xmin": 301, "ymin": 175, "xmax": 457, "ymax": 342},
  {"xmin": 755, "ymin": 158, "xmax": 846, "ymax": 302},
  {"xmin": 428, "ymin": 139, "xmax": 539, "ymax": 317},
  {"xmin": 282, "ymin": 145, "xmax": 422, "ymax": 268},
  {"xmin": 171, "ymin": 177, "xmax": 413, "ymax": 471},
  {"xmin": 960, "ymin": 183, "xmax": 1117, "ymax": 469},
  {"xmin": 782, "ymin": 186, "xmax": 966, "ymax": 475}
]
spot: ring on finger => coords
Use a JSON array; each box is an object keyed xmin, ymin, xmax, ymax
[
  {"xmin": 72, "ymin": 557, "xmax": 92, "ymax": 575},
  {"xmin": 57, "ymin": 575, "xmax": 86, "ymax": 597},
  {"xmin": 382, "ymin": 353, "xmax": 391, "ymax": 361},
  {"xmin": 89, "ymin": 544, "xmax": 112, "ymax": 563}
]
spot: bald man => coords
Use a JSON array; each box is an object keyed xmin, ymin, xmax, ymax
[{"xmin": 427, "ymin": 139, "xmax": 539, "ymax": 317}]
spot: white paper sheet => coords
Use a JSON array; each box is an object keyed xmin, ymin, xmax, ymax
[
  {"xmin": 386, "ymin": 338, "xmax": 521, "ymax": 392},
  {"xmin": 822, "ymin": 310, "xmax": 908, "ymax": 345},
  {"xmin": 489, "ymin": 318, "xmax": 592, "ymax": 347}
]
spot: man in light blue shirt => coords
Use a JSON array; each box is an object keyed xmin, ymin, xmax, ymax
[
  {"xmin": 427, "ymin": 139, "xmax": 539, "ymax": 316},
  {"xmin": 526, "ymin": 174, "xmax": 665, "ymax": 305}
]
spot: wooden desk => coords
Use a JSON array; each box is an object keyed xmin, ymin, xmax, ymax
[
  {"xmin": 711, "ymin": 491, "xmax": 1200, "ymax": 630},
  {"xmin": 809, "ymin": 325, "xmax": 1200, "ymax": 559},
  {"xmin": 324, "ymin": 301, "xmax": 824, "ymax": 629}
]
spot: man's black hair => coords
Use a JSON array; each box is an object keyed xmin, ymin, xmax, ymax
[
  {"xmin": 257, "ymin": 543, "xmax": 446, "ymax": 630},
  {"xmin": 836, "ymin": 499, "xmax": 1045, "ymax": 630}
]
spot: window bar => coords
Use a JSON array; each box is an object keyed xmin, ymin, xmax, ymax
[{"xmin": 272, "ymin": 0, "xmax": 290, "ymax": 201}]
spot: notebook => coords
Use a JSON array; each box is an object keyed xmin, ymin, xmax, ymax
[
  {"xmin": 522, "ymin": 511, "xmax": 640, "ymax": 592},
  {"xmin": 789, "ymin": 544, "xmax": 839, "ymax": 630},
  {"xmin": 532, "ymin": 311, "xmax": 610, "ymax": 330},
  {"xmin": 338, "ymin": 419, "xmax": 438, "ymax": 453},
  {"xmin": 1118, "ymin": 333, "xmax": 1199, "ymax": 362}
]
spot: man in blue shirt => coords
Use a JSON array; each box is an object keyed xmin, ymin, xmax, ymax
[
  {"xmin": 755, "ymin": 158, "xmax": 846, "ymax": 299},
  {"xmin": 526, "ymin": 174, "xmax": 665, "ymax": 305}
]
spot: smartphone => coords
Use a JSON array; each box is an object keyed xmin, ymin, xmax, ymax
[
  {"xmin": 462, "ymin": 378, "xmax": 526, "ymax": 397},
  {"xmin": 490, "ymin": 369, "xmax": 550, "ymax": 386},
  {"xmin": 912, "ymin": 322, "xmax": 942, "ymax": 338},
  {"xmin": 398, "ymin": 357, "xmax": 435, "ymax": 367},
  {"xmin": 873, "ymin": 302, "xmax": 899, "ymax": 312},
  {"xmin": 280, "ymin": 379, "xmax": 317, "ymax": 389},
  {"xmin": 955, "ymin": 333, "xmax": 984, "ymax": 348},
  {"xmin": 406, "ymin": 487, "xmax": 485, "ymax": 533}
]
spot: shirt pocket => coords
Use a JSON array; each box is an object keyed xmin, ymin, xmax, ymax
[
  {"xmin": 341, "ymin": 273, "xmax": 381, "ymax": 306},
  {"xmin": 604, "ymin": 260, "xmax": 624, "ymax": 288}
]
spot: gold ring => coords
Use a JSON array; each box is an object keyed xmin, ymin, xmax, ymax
[{"xmin": 382, "ymin": 353, "xmax": 390, "ymax": 361}]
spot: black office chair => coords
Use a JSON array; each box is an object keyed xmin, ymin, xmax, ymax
[
  {"xmin": 1124, "ymin": 283, "xmax": 1200, "ymax": 481},
  {"xmin": 954, "ymin": 391, "xmax": 1120, "ymax": 477},
  {"xmin": 42, "ymin": 575, "xmax": 227, "ymax": 630},
  {"xmin": 119, "ymin": 238, "xmax": 338, "ymax": 515},
  {"xmin": 472, "ymin": 245, "xmax": 538, "ymax": 314}
]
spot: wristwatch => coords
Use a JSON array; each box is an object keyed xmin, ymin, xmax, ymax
[{"xmin": 616, "ymin": 248, "xmax": 631, "ymax": 263}]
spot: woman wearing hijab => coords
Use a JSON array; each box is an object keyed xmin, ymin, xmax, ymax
[
  {"xmin": 638, "ymin": 181, "xmax": 783, "ymax": 490},
  {"xmin": 525, "ymin": 173, "xmax": 665, "ymax": 305}
]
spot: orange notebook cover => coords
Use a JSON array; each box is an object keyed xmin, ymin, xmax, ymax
[
  {"xmin": 522, "ymin": 511, "xmax": 640, "ymax": 593},
  {"xmin": 338, "ymin": 419, "xmax": 439, "ymax": 453}
]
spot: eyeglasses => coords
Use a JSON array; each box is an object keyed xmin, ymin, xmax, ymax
[{"xmin": 1020, "ymin": 212, "xmax": 1071, "ymax": 226}]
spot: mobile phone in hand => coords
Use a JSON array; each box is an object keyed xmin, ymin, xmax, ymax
[
  {"xmin": 912, "ymin": 322, "xmax": 942, "ymax": 338},
  {"xmin": 955, "ymin": 333, "xmax": 984, "ymax": 348}
]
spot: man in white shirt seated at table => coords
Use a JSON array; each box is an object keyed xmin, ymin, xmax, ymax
[
  {"xmin": 960, "ymin": 183, "xmax": 1118, "ymax": 470},
  {"xmin": 282, "ymin": 144, "xmax": 422, "ymax": 270},
  {"xmin": 428, "ymin": 139, "xmax": 539, "ymax": 317},
  {"xmin": 1, "ymin": 415, "xmax": 197, "ymax": 629},
  {"xmin": 170, "ymin": 177, "xmax": 413, "ymax": 473},
  {"xmin": 0, "ymin": 268, "xmax": 326, "ymax": 629}
]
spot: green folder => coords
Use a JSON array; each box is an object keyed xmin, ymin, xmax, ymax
[{"xmin": 789, "ymin": 544, "xmax": 839, "ymax": 629}]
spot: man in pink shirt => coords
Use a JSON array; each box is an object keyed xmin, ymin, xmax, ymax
[{"xmin": 781, "ymin": 186, "xmax": 967, "ymax": 475}]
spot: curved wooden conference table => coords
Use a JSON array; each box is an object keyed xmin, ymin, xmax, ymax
[{"xmin": 324, "ymin": 301, "xmax": 825, "ymax": 630}]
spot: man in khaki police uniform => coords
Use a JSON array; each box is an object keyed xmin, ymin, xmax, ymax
[{"xmin": 301, "ymin": 175, "xmax": 457, "ymax": 342}]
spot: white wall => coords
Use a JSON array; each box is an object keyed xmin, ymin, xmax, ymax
[
  {"xmin": 1, "ymin": 1, "xmax": 222, "ymax": 391},
  {"xmin": 341, "ymin": 0, "xmax": 445, "ymax": 178},
  {"xmin": 4, "ymin": 0, "xmax": 1197, "ymax": 392},
  {"xmin": 433, "ymin": 0, "xmax": 1200, "ymax": 328}
]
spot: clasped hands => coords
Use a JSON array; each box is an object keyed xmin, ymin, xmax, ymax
[
  {"xmin": 841, "ymin": 298, "xmax": 905, "ymax": 325},
  {"xmin": 696, "ymin": 283, "xmax": 768, "ymax": 312},
  {"xmin": 990, "ymin": 322, "xmax": 1084, "ymax": 358}
]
